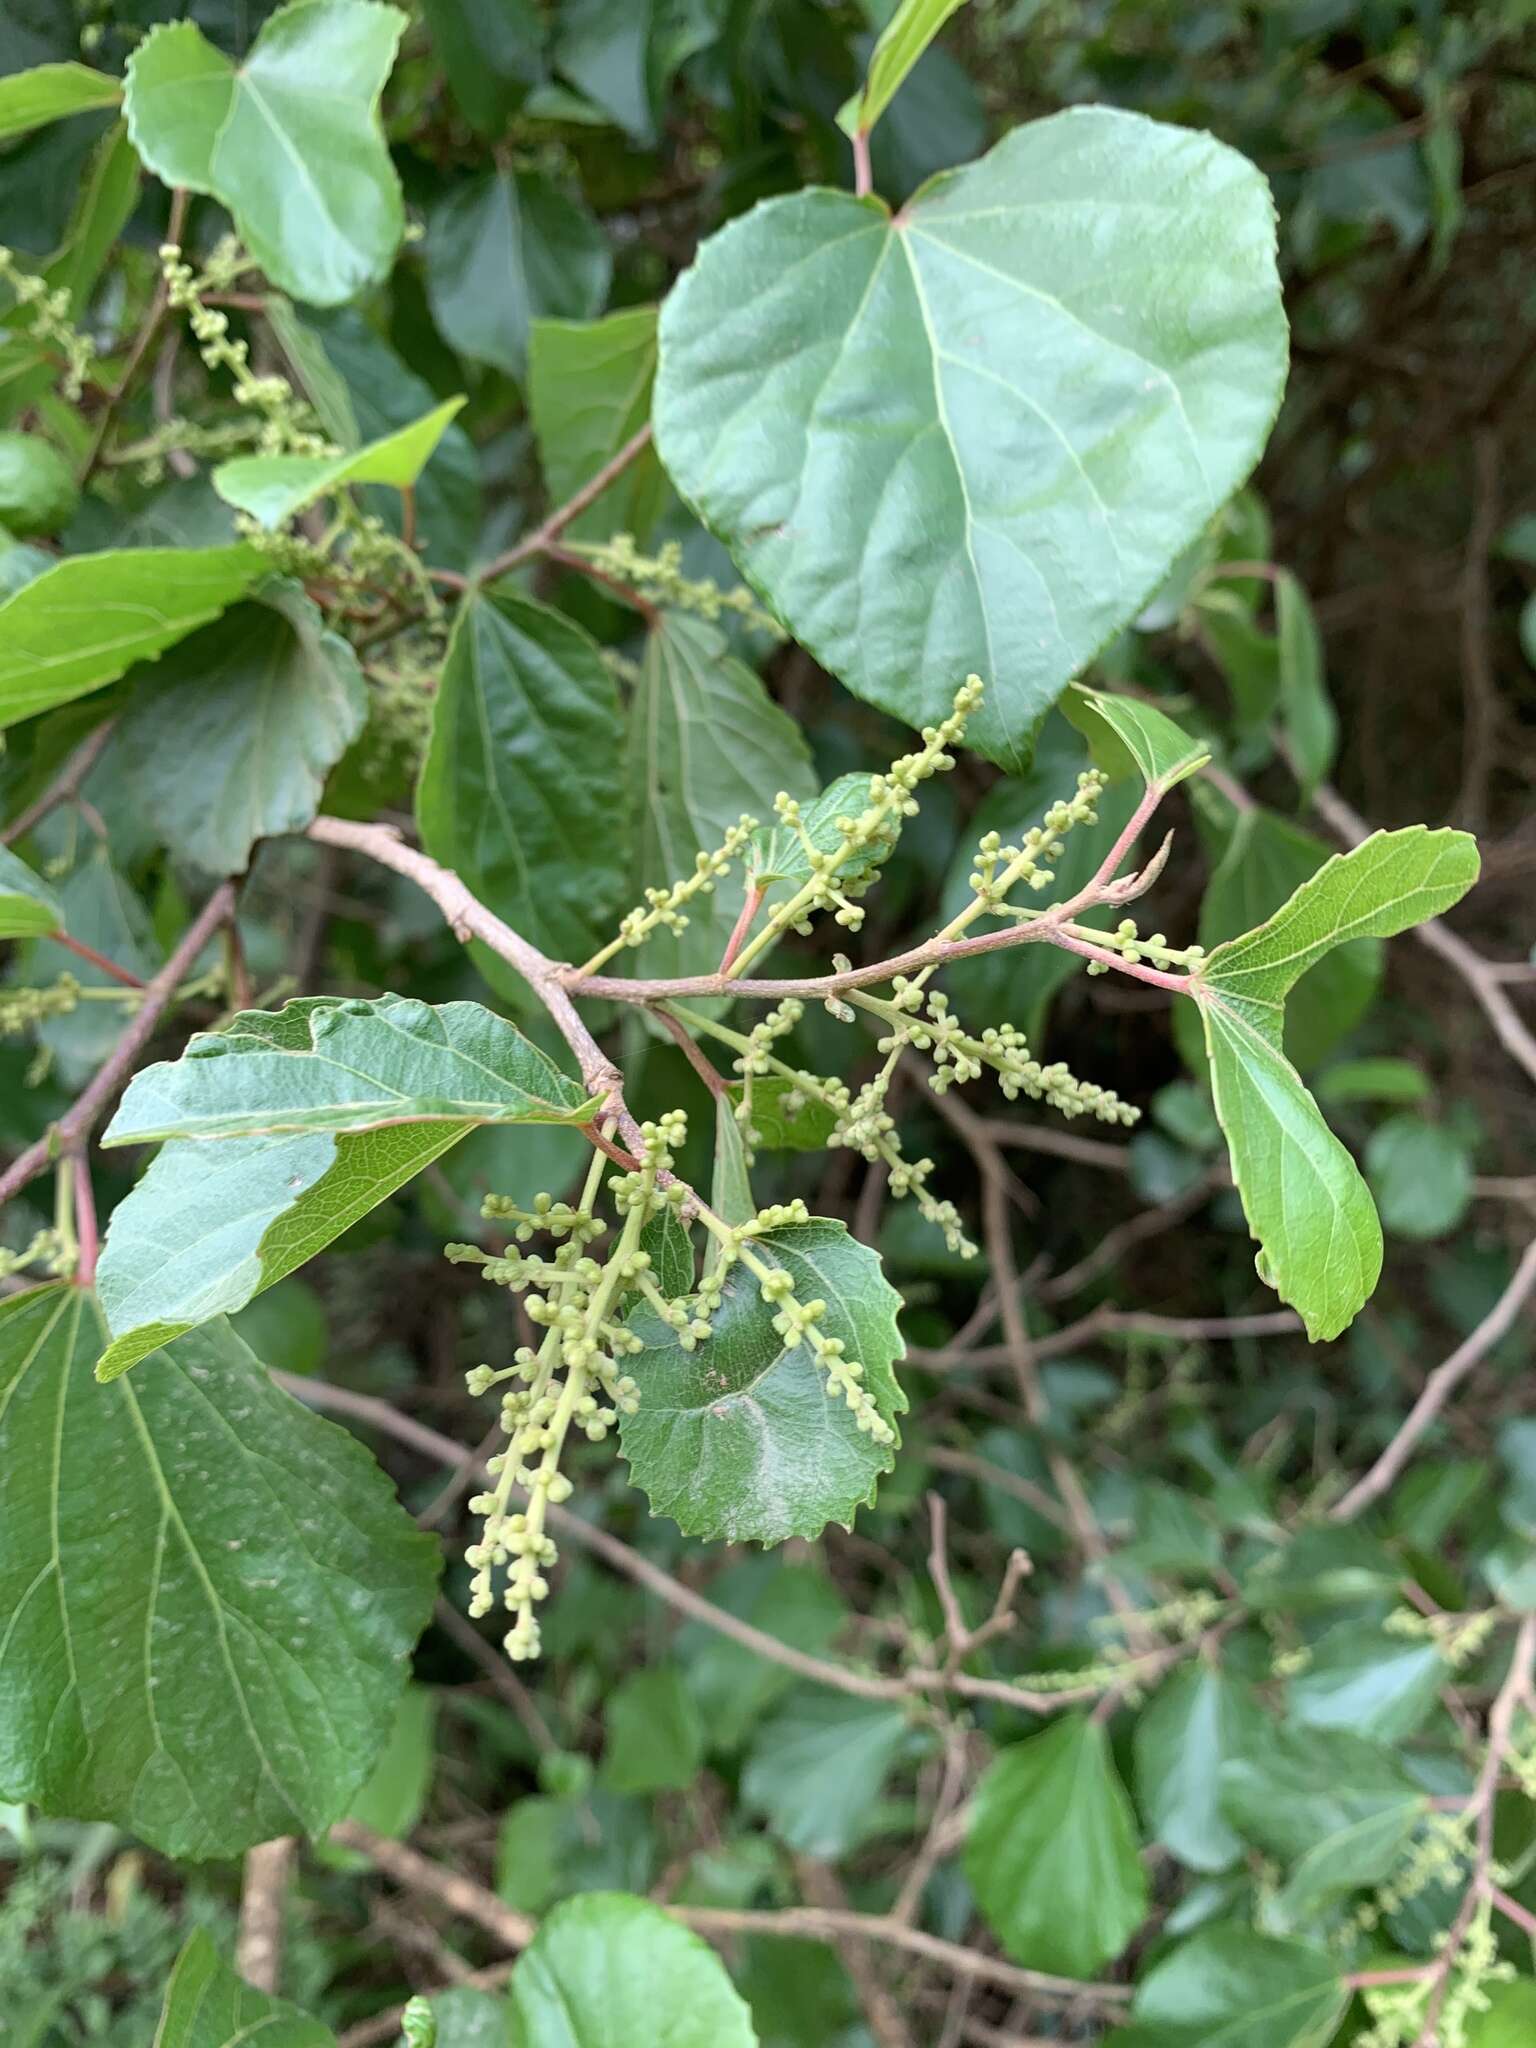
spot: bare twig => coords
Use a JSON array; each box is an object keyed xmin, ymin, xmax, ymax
[
  {"xmin": 1331, "ymin": 1236, "xmax": 1536, "ymax": 1519},
  {"xmin": 236, "ymin": 1837, "xmax": 296, "ymax": 1994},
  {"xmin": 0, "ymin": 884, "xmax": 236, "ymax": 1211},
  {"xmin": 908, "ymin": 1305, "xmax": 1300, "ymax": 1374},
  {"xmin": 480, "ymin": 422, "xmax": 653, "ymax": 582},
  {"xmin": 795, "ymin": 1856, "xmax": 914, "ymax": 2048},
  {"xmin": 432, "ymin": 1598, "xmax": 556, "ymax": 1754},
  {"xmin": 2, "ymin": 720, "xmax": 116, "ymax": 846}
]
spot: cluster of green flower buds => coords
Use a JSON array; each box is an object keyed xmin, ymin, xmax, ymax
[
  {"xmin": 582, "ymin": 533, "xmax": 779, "ymax": 633},
  {"xmin": 0, "ymin": 976, "xmax": 84, "ymax": 1036},
  {"xmin": 1085, "ymin": 919, "xmax": 1205, "ymax": 976},
  {"xmin": 161, "ymin": 239, "xmax": 332, "ymax": 459},
  {"xmin": 967, "ymin": 768, "xmax": 1107, "ymax": 913},
  {"xmin": 584, "ymin": 817, "xmax": 757, "ymax": 971},
  {"xmin": 0, "ymin": 245, "xmax": 94, "ymax": 400}
]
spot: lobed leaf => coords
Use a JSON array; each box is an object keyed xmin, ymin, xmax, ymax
[
  {"xmin": 0, "ymin": 545, "xmax": 263, "ymax": 730},
  {"xmin": 103, "ymin": 993, "xmax": 601, "ymax": 1145},
  {"xmin": 0, "ymin": 1289, "xmax": 438, "ymax": 1860},
  {"xmin": 123, "ymin": 0, "xmax": 407, "ymax": 307},
  {"xmin": 211, "ymin": 396, "xmax": 465, "ymax": 529},
  {"xmin": 620, "ymin": 1218, "xmax": 905, "ymax": 1544},
  {"xmin": 655, "ymin": 107, "xmax": 1286, "ymax": 768}
]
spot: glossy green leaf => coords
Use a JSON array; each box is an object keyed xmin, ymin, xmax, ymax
[
  {"xmin": 602, "ymin": 1665, "xmax": 703, "ymax": 1795},
  {"xmin": 625, "ymin": 613, "xmax": 816, "ymax": 981},
  {"xmin": 1366, "ymin": 1114, "xmax": 1474, "ymax": 1241},
  {"xmin": 528, "ymin": 309, "xmax": 666, "ymax": 544},
  {"xmin": 420, "ymin": 0, "xmax": 543, "ymax": 135},
  {"xmin": 417, "ymin": 587, "xmax": 629, "ymax": 968},
  {"xmin": 1219, "ymin": 1721, "xmax": 1426, "ymax": 1927},
  {"xmin": 0, "ymin": 545, "xmax": 262, "ymax": 729},
  {"xmin": 741, "ymin": 1688, "xmax": 909, "ymax": 1857},
  {"xmin": 95, "ymin": 1123, "xmax": 470, "ymax": 1382},
  {"xmin": 114, "ymin": 582, "xmax": 366, "ymax": 876},
  {"xmin": 0, "ymin": 842, "xmax": 63, "ymax": 939},
  {"xmin": 154, "ymin": 1930, "xmax": 334, "ymax": 2048},
  {"xmin": 1287, "ymin": 1626, "xmax": 1444, "ymax": 1742},
  {"xmin": 654, "ymin": 108, "xmax": 1286, "ymax": 769},
  {"xmin": 123, "ymin": 1, "xmax": 407, "ymax": 308},
  {"xmin": 838, "ymin": 0, "xmax": 968, "ymax": 138},
  {"xmin": 1120, "ymin": 1926, "xmax": 1346, "ymax": 2048},
  {"xmin": 212, "ymin": 397, "xmax": 465, "ymax": 529},
  {"xmin": 1198, "ymin": 996, "xmax": 1380, "ymax": 1343},
  {"xmin": 507, "ymin": 1892, "xmax": 757, "ymax": 2048},
  {"xmin": 0, "ymin": 62, "xmax": 120, "ymax": 143},
  {"xmin": 0, "ymin": 1289, "xmax": 438, "ymax": 1859},
  {"xmin": 1189, "ymin": 803, "xmax": 1382, "ymax": 1071},
  {"xmin": 104, "ymin": 993, "xmax": 600, "ymax": 1144},
  {"xmin": 966, "ymin": 1714, "xmax": 1148, "ymax": 1978},
  {"xmin": 1135, "ymin": 1664, "xmax": 1264, "ymax": 1874},
  {"xmin": 1193, "ymin": 826, "xmax": 1480, "ymax": 1340},
  {"xmin": 620, "ymin": 1217, "xmax": 905, "ymax": 1544},
  {"xmin": 1276, "ymin": 571, "xmax": 1336, "ymax": 803},
  {"xmin": 1198, "ymin": 827, "xmax": 1480, "ymax": 1040},
  {"xmin": 426, "ymin": 168, "xmax": 610, "ymax": 378},
  {"xmin": 550, "ymin": 0, "xmax": 711, "ymax": 147},
  {"xmin": 1064, "ymin": 683, "xmax": 1212, "ymax": 794}
]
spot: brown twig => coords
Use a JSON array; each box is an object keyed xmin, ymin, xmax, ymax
[
  {"xmin": 54, "ymin": 931, "xmax": 146, "ymax": 990},
  {"xmin": 907, "ymin": 1305, "xmax": 1300, "ymax": 1373},
  {"xmin": 2, "ymin": 721, "xmax": 117, "ymax": 846},
  {"xmin": 431, "ymin": 1597, "xmax": 556, "ymax": 1754},
  {"xmin": 82, "ymin": 188, "xmax": 188, "ymax": 482},
  {"xmin": 0, "ymin": 884, "xmax": 236, "ymax": 1211},
  {"xmin": 331, "ymin": 1820, "xmax": 1132, "ymax": 2010},
  {"xmin": 236, "ymin": 1837, "xmax": 296, "ymax": 1994},
  {"xmin": 480, "ymin": 422, "xmax": 653, "ymax": 582},
  {"xmin": 1330, "ymin": 1235, "xmax": 1536, "ymax": 1519}
]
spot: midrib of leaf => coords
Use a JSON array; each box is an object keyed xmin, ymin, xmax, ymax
[{"xmin": 109, "ymin": 1333, "xmax": 299, "ymax": 1822}]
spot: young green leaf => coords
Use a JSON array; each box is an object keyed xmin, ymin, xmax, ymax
[
  {"xmin": 155, "ymin": 1929, "xmax": 334, "ymax": 2047},
  {"xmin": 655, "ymin": 107, "xmax": 1286, "ymax": 769},
  {"xmin": 94, "ymin": 1124, "xmax": 470, "ymax": 1381},
  {"xmin": 123, "ymin": 0, "xmax": 407, "ymax": 307},
  {"xmin": 1116, "ymin": 1926, "xmax": 1346, "ymax": 2048},
  {"xmin": 966, "ymin": 1714, "xmax": 1148, "ymax": 1978},
  {"xmin": 103, "ymin": 994, "xmax": 600, "ymax": 1145},
  {"xmin": 0, "ymin": 545, "xmax": 262, "ymax": 729},
  {"xmin": 528, "ymin": 308, "xmax": 666, "ymax": 543},
  {"xmin": 417, "ymin": 588, "xmax": 630, "ymax": 970},
  {"xmin": 746, "ymin": 771, "xmax": 898, "ymax": 891},
  {"xmin": 507, "ymin": 1893, "xmax": 757, "ymax": 2048},
  {"xmin": 1063, "ymin": 684, "xmax": 1212, "ymax": 794},
  {"xmin": 741, "ymin": 1689, "xmax": 910, "ymax": 1857},
  {"xmin": 0, "ymin": 62, "xmax": 121, "ymax": 143},
  {"xmin": 0, "ymin": 1289, "xmax": 438, "ymax": 1860},
  {"xmin": 114, "ymin": 582, "xmax": 366, "ymax": 876},
  {"xmin": 0, "ymin": 841, "xmax": 64, "ymax": 939},
  {"xmin": 627, "ymin": 612, "xmax": 816, "ymax": 981},
  {"xmin": 837, "ymin": 0, "xmax": 969, "ymax": 139},
  {"xmin": 1134, "ymin": 1665, "xmax": 1264, "ymax": 1874},
  {"xmin": 1192, "ymin": 826, "xmax": 1480, "ymax": 1339},
  {"xmin": 211, "ymin": 396, "xmax": 465, "ymax": 529},
  {"xmin": 425, "ymin": 168, "xmax": 610, "ymax": 377},
  {"xmin": 619, "ymin": 1218, "xmax": 905, "ymax": 1544}
]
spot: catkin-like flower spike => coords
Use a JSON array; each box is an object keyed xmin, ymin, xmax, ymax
[
  {"xmin": 576, "ymin": 820, "xmax": 758, "ymax": 975},
  {"xmin": 575, "ymin": 533, "xmax": 782, "ymax": 634},
  {"xmin": 1081, "ymin": 917, "xmax": 1206, "ymax": 977},
  {"xmin": 725, "ymin": 676, "xmax": 984, "ymax": 980},
  {"xmin": 966, "ymin": 768, "xmax": 1108, "ymax": 916},
  {"xmin": 161, "ymin": 241, "xmax": 334, "ymax": 460},
  {"xmin": 0, "ymin": 246, "xmax": 96, "ymax": 398}
]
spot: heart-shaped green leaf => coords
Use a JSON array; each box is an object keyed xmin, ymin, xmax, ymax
[
  {"xmin": 655, "ymin": 106, "xmax": 1287, "ymax": 767},
  {"xmin": 0, "ymin": 1289, "xmax": 438, "ymax": 1860},
  {"xmin": 124, "ymin": 0, "xmax": 407, "ymax": 307},
  {"xmin": 620, "ymin": 1218, "xmax": 905, "ymax": 1543}
]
